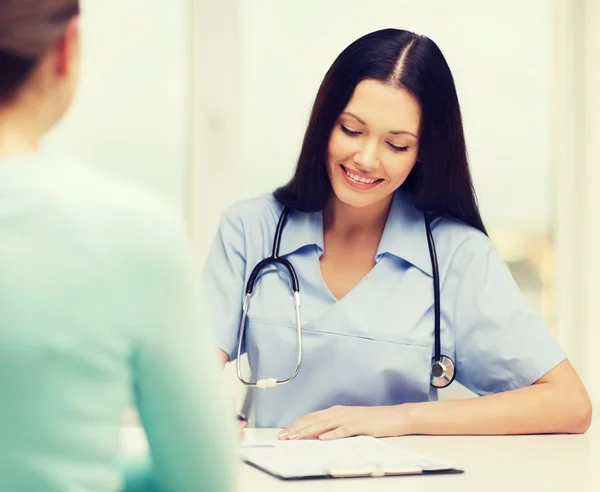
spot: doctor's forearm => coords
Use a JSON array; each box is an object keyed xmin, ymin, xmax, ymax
[{"xmin": 400, "ymin": 383, "xmax": 591, "ymax": 435}]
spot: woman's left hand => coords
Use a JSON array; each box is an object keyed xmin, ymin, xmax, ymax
[{"xmin": 277, "ymin": 405, "xmax": 408, "ymax": 441}]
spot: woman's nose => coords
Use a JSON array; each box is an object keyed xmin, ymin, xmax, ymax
[{"xmin": 353, "ymin": 140, "xmax": 380, "ymax": 172}]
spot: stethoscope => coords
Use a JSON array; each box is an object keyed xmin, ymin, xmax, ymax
[{"xmin": 236, "ymin": 207, "xmax": 456, "ymax": 393}]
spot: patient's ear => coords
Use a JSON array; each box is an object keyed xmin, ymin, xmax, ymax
[{"xmin": 55, "ymin": 16, "xmax": 80, "ymax": 78}]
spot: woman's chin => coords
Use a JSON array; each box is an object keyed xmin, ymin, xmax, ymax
[{"xmin": 330, "ymin": 183, "xmax": 391, "ymax": 209}]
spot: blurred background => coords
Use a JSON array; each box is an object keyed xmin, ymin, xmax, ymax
[{"xmin": 45, "ymin": 0, "xmax": 599, "ymax": 417}]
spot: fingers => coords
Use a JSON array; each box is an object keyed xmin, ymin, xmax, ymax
[
  {"xmin": 278, "ymin": 409, "xmax": 330, "ymax": 439},
  {"xmin": 278, "ymin": 406, "xmax": 350, "ymax": 440},
  {"xmin": 279, "ymin": 420, "xmax": 339, "ymax": 440},
  {"xmin": 318, "ymin": 425, "xmax": 354, "ymax": 441}
]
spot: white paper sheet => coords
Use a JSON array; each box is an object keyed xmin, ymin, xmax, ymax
[{"xmin": 241, "ymin": 436, "xmax": 458, "ymax": 479}]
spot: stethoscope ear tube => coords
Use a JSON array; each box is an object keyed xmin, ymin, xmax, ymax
[
  {"xmin": 424, "ymin": 212, "xmax": 456, "ymax": 388},
  {"xmin": 237, "ymin": 208, "xmax": 303, "ymax": 388}
]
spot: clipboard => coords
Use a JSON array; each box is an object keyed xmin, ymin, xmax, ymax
[{"xmin": 240, "ymin": 436, "xmax": 463, "ymax": 480}]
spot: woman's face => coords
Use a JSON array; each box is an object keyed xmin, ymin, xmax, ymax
[{"xmin": 327, "ymin": 79, "xmax": 421, "ymax": 209}]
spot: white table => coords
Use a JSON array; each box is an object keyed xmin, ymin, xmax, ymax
[
  {"xmin": 238, "ymin": 427, "xmax": 599, "ymax": 492},
  {"xmin": 121, "ymin": 425, "xmax": 599, "ymax": 491}
]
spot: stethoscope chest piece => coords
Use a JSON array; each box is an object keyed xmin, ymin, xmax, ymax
[{"xmin": 430, "ymin": 355, "xmax": 456, "ymax": 388}]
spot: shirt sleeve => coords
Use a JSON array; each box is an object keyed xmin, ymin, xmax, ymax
[
  {"xmin": 451, "ymin": 234, "xmax": 567, "ymax": 395},
  {"xmin": 124, "ymin": 212, "xmax": 238, "ymax": 492},
  {"xmin": 201, "ymin": 207, "xmax": 247, "ymax": 362}
]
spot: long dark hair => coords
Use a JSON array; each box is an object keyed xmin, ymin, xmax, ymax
[
  {"xmin": 0, "ymin": 0, "xmax": 80, "ymax": 104},
  {"xmin": 274, "ymin": 28, "xmax": 486, "ymax": 235}
]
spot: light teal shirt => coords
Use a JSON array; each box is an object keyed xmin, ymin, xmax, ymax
[
  {"xmin": 203, "ymin": 191, "xmax": 566, "ymax": 428},
  {"xmin": 0, "ymin": 152, "xmax": 236, "ymax": 492}
]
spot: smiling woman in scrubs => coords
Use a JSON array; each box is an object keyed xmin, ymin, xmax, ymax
[{"xmin": 203, "ymin": 28, "xmax": 592, "ymax": 440}]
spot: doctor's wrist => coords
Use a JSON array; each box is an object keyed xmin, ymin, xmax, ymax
[{"xmin": 394, "ymin": 403, "xmax": 418, "ymax": 436}]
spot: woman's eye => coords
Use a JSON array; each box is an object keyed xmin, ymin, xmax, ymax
[
  {"xmin": 388, "ymin": 143, "xmax": 409, "ymax": 152},
  {"xmin": 340, "ymin": 124, "xmax": 362, "ymax": 136}
]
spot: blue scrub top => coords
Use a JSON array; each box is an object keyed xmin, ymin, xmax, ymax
[{"xmin": 202, "ymin": 190, "xmax": 566, "ymax": 428}]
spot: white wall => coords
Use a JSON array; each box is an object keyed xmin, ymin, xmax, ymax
[
  {"xmin": 44, "ymin": 0, "xmax": 192, "ymax": 212},
  {"xmin": 580, "ymin": 0, "xmax": 600, "ymax": 409},
  {"xmin": 189, "ymin": 0, "xmax": 241, "ymax": 259},
  {"xmin": 578, "ymin": 0, "xmax": 600, "ymax": 407},
  {"xmin": 552, "ymin": 0, "xmax": 600, "ymax": 406}
]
